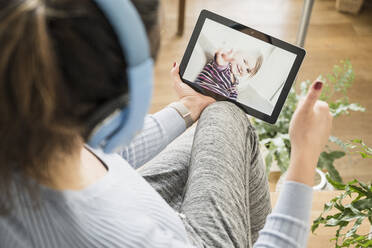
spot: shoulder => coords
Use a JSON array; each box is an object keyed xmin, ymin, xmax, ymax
[{"xmin": 86, "ymin": 146, "xmax": 129, "ymax": 170}]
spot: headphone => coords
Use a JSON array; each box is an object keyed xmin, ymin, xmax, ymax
[{"xmin": 87, "ymin": 0, "xmax": 154, "ymax": 153}]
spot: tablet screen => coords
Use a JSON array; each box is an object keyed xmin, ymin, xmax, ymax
[{"xmin": 183, "ymin": 18, "xmax": 298, "ymax": 116}]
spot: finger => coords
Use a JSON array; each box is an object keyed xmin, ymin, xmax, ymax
[{"xmin": 302, "ymin": 80, "xmax": 323, "ymax": 112}]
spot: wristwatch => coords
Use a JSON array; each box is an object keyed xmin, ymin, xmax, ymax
[{"xmin": 168, "ymin": 101, "xmax": 194, "ymax": 128}]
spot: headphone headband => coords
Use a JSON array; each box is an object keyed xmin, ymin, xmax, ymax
[
  {"xmin": 88, "ymin": 0, "xmax": 154, "ymax": 153},
  {"xmin": 93, "ymin": 0, "xmax": 150, "ymax": 66}
]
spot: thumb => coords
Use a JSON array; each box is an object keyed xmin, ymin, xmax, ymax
[
  {"xmin": 170, "ymin": 62, "xmax": 183, "ymax": 87},
  {"xmin": 302, "ymin": 80, "xmax": 323, "ymax": 112},
  {"xmin": 170, "ymin": 62, "xmax": 182, "ymax": 83}
]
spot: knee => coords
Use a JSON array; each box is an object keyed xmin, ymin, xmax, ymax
[
  {"xmin": 203, "ymin": 101, "xmax": 243, "ymax": 117},
  {"xmin": 201, "ymin": 101, "xmax": 253, "ymax": 129},
  {"xmin": 196, "ymin": 101, "xmax": 261, "ymax": 162}
]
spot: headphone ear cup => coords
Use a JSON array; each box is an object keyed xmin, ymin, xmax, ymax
[
  {"xmin": 87, "ymin": 108, "xmax": 128, "ymax": 149},
  {"xmin": 103, "ymin": 59, "xmax": 153, "ymax": 153}
]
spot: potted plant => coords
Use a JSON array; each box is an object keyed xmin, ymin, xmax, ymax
[
  {"xmin": 312, "ymin": 140, "xmax": 372, "ymax": 247},
  {"xmin": 253, "ymin": 60, "xmax": 366, "ymax": 185}
]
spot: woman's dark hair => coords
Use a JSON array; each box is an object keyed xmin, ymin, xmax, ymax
[{"xmin": 0, "ymin": 0, "xmax": 159, "ymax": 215}]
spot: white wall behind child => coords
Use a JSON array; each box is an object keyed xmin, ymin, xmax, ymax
[{"xmin": 183, "ymin": 33, "xmax": 216, "ymax": 82}]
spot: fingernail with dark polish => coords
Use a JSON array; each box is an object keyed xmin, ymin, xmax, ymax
[
  {"xmin": 314, "ymin": 81, "xmax": 322, "ymax": 90},
  {"xmin": 173, "ymin": 62, "xmax": 176, "ymax": 68}
]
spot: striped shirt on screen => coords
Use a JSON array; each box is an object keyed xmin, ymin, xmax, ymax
[{"xmin": 195, "ymin": 60, "xmax": 238, "ymax": 100}]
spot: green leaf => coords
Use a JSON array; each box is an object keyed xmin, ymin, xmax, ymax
[
  {"xmin": 324, "ymin": 202, "xmax": 335, "ymax": 212},
  {"xmin": 329, "ymin": 151, "xmax": 347, "ymax": 159},
  {"xmin": 311, "ymin": 215, "xmax": 324, "ymax": 233},
  {"xmin": 345, "ymin": 217, "xmax": 363, "ymax": 238},
  {"xmin": 326, "ymin": 217, "xmax": 348, "ymax": 227},
  {"xmin": 330, "ymin": 102, "xmax": 365, "ymax": 117},
  {"xmin": 352, "ymin": 198, "xmax": 372, "ymax": 210},
  {"xmin": 359, "ymin": 152, "xmax": 372, "ymax": 159},
  {"xmin": 358, "ymin": 181, "xmax": 371, "ymax": 193},
  {"xmin": 319, "ymin": 151, "xmax": 345, "ymax": 183},
  {"xmin": 343, "ymin": 204, "xmax": 361, "ymax": 216},
  {"xmin": 326, "ymin": 174, "xmax": 345, "ymax": 190},
  {"xmin": 351, "ymin": 139, "xmax": 372, "ymax": 159},
  {"xmin": 327, "ymin": 163, "xmax": 343, "ymax": 184},
  {"xmin": 361, "ymin": 239, "xmax": 372, "ymax": 247},
  {"xmin": 329, "ymin": 136, "xmax": 353, "ymax": 151},
  {"xmin": 349, "ymin": 185, "xmax": 370, "ymax": 197}
]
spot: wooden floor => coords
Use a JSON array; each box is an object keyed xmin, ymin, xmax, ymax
[{"xmin": 152, "ymin": 0, "xmax": 372, "ymax": 247}]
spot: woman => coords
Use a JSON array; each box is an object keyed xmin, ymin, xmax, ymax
[
  {"xmin": 195, "ymin": 48, "xmax": 263, "ymax": 100},
  {"xmin": 0, "ymin": 0, "xmax": 332, "ymax": 248}
]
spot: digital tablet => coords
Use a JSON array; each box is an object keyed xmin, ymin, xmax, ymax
[{"xmin": 179, "ymin": 10, "xmax": 306, "ymax": 124}]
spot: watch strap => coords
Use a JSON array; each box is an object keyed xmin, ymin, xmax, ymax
[{"xmin": 168, "ymin": 102, "xmax": 194, "ymax": 128}]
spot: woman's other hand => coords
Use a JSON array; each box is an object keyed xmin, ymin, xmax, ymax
[
  {"xmin": 287, "ymin": 81, "xmax": 333, "ymax": 186},
  {"xmin": 170, "ymin": 62, "xmax": 215, "ymax": 121}
]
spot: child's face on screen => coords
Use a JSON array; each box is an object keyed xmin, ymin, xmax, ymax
[
  {"xmin": 214, "ymin": 49, "xmax": 259, "ymax": 78},
  {"xmin": 230, "ymin": 52, "xmax": 256, "ymax": 78}
]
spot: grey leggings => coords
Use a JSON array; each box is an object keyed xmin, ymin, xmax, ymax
[{"xmin": 138, "ymin": 102, "xmax": 271, "ymax": 248}]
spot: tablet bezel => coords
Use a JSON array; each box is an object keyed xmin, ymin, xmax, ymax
[{"xmin": 179, "ymin": 9, "xmax": 306, "ymax": 124}]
